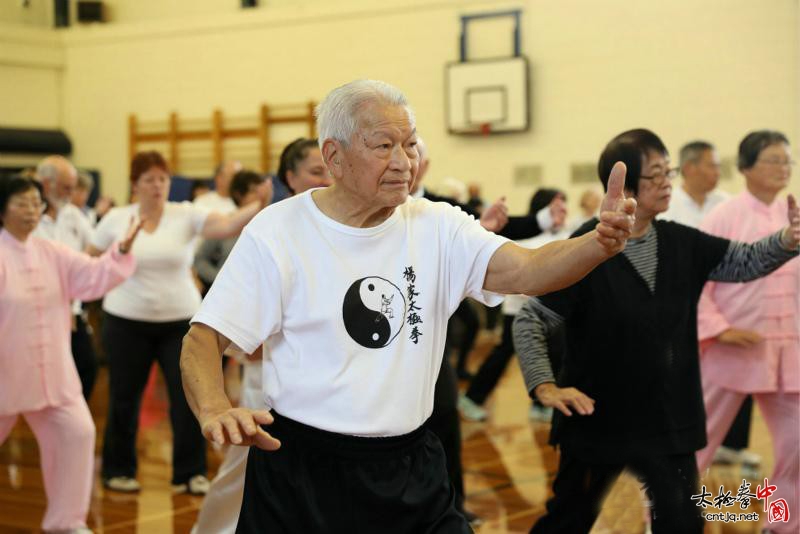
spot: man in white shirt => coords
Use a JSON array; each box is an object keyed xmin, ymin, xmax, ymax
[
  {"xmin": 180, "ymin": 79, "xmax": 636, "ymax": 533},
  {"xmin": 34, "ymin": 155, "xmax": 97, "ymax": 400},
  {"xmin": 193, "ymin": 160, "xmax": 241, "ymax": 214},
  {"xmin": 661, "ymin": 140, "xmax": 729, "ymax": 227}
]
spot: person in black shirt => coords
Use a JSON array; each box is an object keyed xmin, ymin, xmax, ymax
[{"xmin": 513, "ymin": 128, "xmax": 800, "ymax": 534}]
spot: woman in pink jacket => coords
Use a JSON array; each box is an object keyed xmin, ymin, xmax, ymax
[
  {"xmin": 697, "ymin": 130, "xmax": 799, "ymax": 534},
  {"xmin": 0, "ymin": 175, "xmax": 141, "ymax": 533}
]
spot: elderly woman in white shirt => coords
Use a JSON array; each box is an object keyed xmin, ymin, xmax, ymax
[{"xmin": 88, "ymin": 150, "xmax": 271, "ymax": 494}]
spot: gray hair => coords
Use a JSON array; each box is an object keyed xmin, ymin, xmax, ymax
[
  {"xmin": 679, "ymin": 140, "xmax": 715, "ymax": 168},
  {"xmin": 416, "ymin": 136, "xmax": 428, "ymax": 161},
  {"xmin": 315, "ymin": 80, "xmax": 415, "ymax": 150},
  {"xmin": 76, "ymin": 171, "xmax": 94, "ymax": 192},
  {"xmin": 36, "ymin": 155, "xmax": 76, "ymax": 183},
  {"xmin": 36, "ymin": 160, "xmax": 59, "ymax": 183}
]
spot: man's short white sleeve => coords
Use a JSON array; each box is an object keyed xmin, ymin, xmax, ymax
[
  {"xmin": 191, "ymin": 229, "xmax": 282, "ymax": 353},
  {"xmin": 443, "ymin": 204, "xmax": 508, "ymax": 314}
]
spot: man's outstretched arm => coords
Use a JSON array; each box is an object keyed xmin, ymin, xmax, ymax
[{"xmin": 484, "ymin": 162, "xmax": 636, "ymax": 296}]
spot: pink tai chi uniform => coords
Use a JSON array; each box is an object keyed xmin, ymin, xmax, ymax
[
  {"xmin": 695, "ymin": 191, "xmax": 799, "ymax": 534},
  {"xmin": 0, "ymin": 229, "xmax": 135, "ymax": 532}
]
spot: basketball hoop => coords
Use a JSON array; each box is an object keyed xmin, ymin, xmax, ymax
[{"xmin": 480, "ymin": 123, "xmax": 492, "ymax": 136}]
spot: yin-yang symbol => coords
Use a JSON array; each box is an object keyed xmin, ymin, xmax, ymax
[{"xmin": 342, "ymin": 277, "xmax": 407, "ymax": 348}]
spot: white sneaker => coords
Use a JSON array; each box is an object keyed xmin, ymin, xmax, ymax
[
  {"xmin": 458, "ymin": 395, "xmax": 488, "ymax": 422},
  {"xmin": 740, "ymin": 450, "xmax": 762, "ymax": 467},
  {"xmin": 712, "ymin": 446, "xmax": 740, "ymax": 465},
  {"xmin": 528, "ymin": 404, "xmax": 554, "ymax": 423},
  {"xmin": 103, "ymin": 476, "xmax": 141, "ymax": 493},
  {"xmin": 173, "ymin": 474, "xmax": 211, "ymax": 495}
]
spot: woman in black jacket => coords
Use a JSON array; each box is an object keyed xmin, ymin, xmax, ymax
[{"xmin": 512, "ymin": 128, "xmax": 800, "ymax": 534}]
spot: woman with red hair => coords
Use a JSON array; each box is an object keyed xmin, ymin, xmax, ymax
[{"xmin": 89, "ymin": 151, "xmax": 271, "ymax": 495}]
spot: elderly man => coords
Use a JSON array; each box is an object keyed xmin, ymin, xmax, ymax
[
  {"xmin": 194, "ymin": 160, "xmax": 243, "ymax": 214},
  {"xmin": 180, "ymin": 80, "xmax": 635, "ymax": 533},
  {"xmin": 35, "ymin": 155, "xmax": 98, "ymax": 400},
  {"xmin": 661, "ymin": 140, "xmax": 728, "ymax": 227}
]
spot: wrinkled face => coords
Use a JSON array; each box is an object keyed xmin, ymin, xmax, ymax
[
  {"xmin": 744, "ymin": 142, "xmax": 792, "ymax": 196},
  {"xmin": 2, "ymin": 187, "xmax": 43, "ymax": 235},
  {"xmin": 287, "ymin": 148, "xmax": 331, "ymax": 194},
  {"xmin": 133, "ymin": 166, "xmax": 170, "ymax": 205},
  {"xmin": 634, "ymin": 150, "xmax": 674, "ymax": 216},
  {"xmin": 54, "ymin": 171, "xmax": 77, "ymax": 205},
  {"xmin": 329, "ymin": 103, "xmax": 419, "ymax": 209},
  {"xmin": 686, "ymin": 149, "xmax": 721, "ymax": 192}
]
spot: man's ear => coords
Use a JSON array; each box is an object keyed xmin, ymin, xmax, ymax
[{"xmin": 322, "ymin": 139, "xmax": 344, "ymax": 179}]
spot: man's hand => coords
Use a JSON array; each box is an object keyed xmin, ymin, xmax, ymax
[
  {"xmin": 200, "ymin": 407, "xmax": 281, "ymax": 450},
  {"xmin": 780, "ymin": 194, "xmax": 800, "ymax": 250},
  {"xmin": 480, "ymin": 197, "xmax": 509, "ymax": 233},
  {"xmin": 717, "ymin": 328, "xmax": 764, "ymax": 348},
  {"xmin": 534, "ymin": 383, "xmax": 595, "ymax": 416},
  {"xmin": 595, "ymin": 162, "xmax": 636, "ymax": 256}
]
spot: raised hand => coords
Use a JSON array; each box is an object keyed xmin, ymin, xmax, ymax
[
  {"xmin": 201, "ymin": 407, "xmax": 281, "ymax": 450},
  {"xmin": 480, "ymin": 196, "xmax": 509, "ymax": 233},
  {"xmin": 717, "ymin": 328, "xmax": 764, "ymax": 348},
  {"xmin": 595, "ymin": 162, "xmax": 636, "ymax": 256},
  {"xmin": 534, "ymin": 383, "xmax": 595, "ymax": 417},
  {"xmin": 781, "ymin": 194, "xmax": 800, "ymax": 249},
  {"xmin": 118, "ymin": 216, "xmax": 144, "ymax": 254}
]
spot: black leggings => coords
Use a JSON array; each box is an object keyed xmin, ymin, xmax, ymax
[
  {"xmin": 71, "ymin": 314, "xmax": 97, "ymax": 401},
  {"xmin": 100, "ymin": 312, "xmax": 206, "ymax": 484}
]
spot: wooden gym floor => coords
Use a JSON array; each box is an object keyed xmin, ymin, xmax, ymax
[{"xmin": 0, "ymin": 330, "xmax": 776, "ymax": 533}]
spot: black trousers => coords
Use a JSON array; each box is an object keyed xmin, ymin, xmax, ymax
[
  {"xmin": 100, "ymin": 312, "xmax": 206, "ymax": 484},
  {"xmin": 237, "ymin": 412, "xmax": 471, "ymax": 534},
  {"xmin": 465, "ymin": 315, "xmax": 516, "ymax": 405},
  {"xmin": 721, "ymin": 395, "xmax": 753, "ymax": 450},
  {"xmin": 449, "ymin": 301, "xmax": 479, "ymax": 375},
  {"xmin": 427, "ymin": 357, "xmax": 466, "ymax": 513},
  {"xmin": 531, "ymin": 451, "xmax": 703, "ymax": 534},
  {"xmin": 71, "ymin": 314, "xmax": 97, "ymax": 401}
]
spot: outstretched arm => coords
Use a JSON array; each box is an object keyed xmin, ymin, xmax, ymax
[
  {"xmin": 708, "ymin": 195, "xmax": 800, "ymax": 283},
  {"xmin": 484, "ymin": 162, "xmax": 636, "ymax": 295},
  {"xmin": 181, "ymin": 323, "xmax": 280, "ymax": 450}
]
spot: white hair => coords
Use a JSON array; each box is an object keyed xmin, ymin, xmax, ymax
[
  {"xmin": 36, "ymin": 160, "xmax": 59, "ymax": 183},
  {"xmin": 35, "ymin": 155, "xmax": 75, "ymax": 183},
  {"xmin": 315, "ymin": 80, "xmax": 415, "ymax": 149},
  {"xmin": 416, "ymin": 136, "xmax": 428, "ymax": 161}
]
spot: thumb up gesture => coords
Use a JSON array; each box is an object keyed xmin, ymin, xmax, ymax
[{"xmin": 595, "ymin": 162, "xmax": 637, "ymax": 256}]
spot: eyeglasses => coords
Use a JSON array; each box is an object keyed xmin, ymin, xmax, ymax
[
  {"xmin": 639, "ymin": 167, "xmax": 679, "ymax": 184},
  {"xmin": 756, "ymin": 158, "xmax": 796, "ymax": 167},
  {"xmin": 9, "ymin": 200, "xmax": 45, "ymax": 212}
]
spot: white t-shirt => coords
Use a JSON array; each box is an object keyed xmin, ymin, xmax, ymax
[
  {"xmin": 91, "ymin": 202, "xmax": 209, "ymax": 322},
  {"xmin": 193, "ymin": 191, "xmax": 508, "ymax": 436},
  {"xmin": 35, "ymin": 203, "xmax": 94, "ymax": 315},
  {"xmin": 35, "ymin": 203, "xmax": 93, "ymax": 253},
  {"xmin": 660, "ymin": 183, "xmax": 729, "ymax": 228},
  {"xmin": 194, "ymin": 191, "xmax": 237, "ymax": 214}
]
